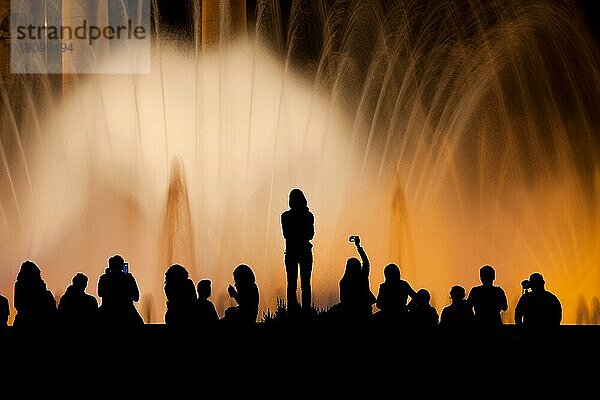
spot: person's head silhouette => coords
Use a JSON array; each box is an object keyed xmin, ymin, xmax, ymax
[
  {"xmin": 289, "ymin": 188, "xmax": 308, "ymax": 210},
  {"xmin": 479, "ymin": 265, "xmax": 496, "ymax": 286},
  {"xmin": 197, "ymin": 279, "xmax": 212, "ymax": 300},
  {"xmin": 528, "ymin": 272, "xmax": 545, "ymax": 292},
  {"xmin": 72, "ymin": 273, "xmax": 88, "ymax": 292},
  {"xmin": 415, "ymin": 288, "xmax": 431, "ymax": 306},
  {"xmin": 108, "ymin": 254, "xmax": 125, "ymax": 274},
  {"xmin": 449, "ymin": 285, "xmax": 465, "ymax": 302},
  {"xmin": 165, "ymin": 264, "xmax": 189, "ymax": 283},
  {"xmin": 17, "ymin": 260, "xmax": 42, "ymax": 281},
  {"xmin": 384, "ymin": 263, "xmax": 401, "ymax": 282},
  {"xmin": 233, "ymin": 264, "xmax": 255, "ymax": 286},
  {"xmin": 344, "ymin": 257, "xmax": 361, "ymax": 278}
]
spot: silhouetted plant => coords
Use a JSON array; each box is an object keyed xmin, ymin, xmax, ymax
[{"xmin": 261, "ymin": 297, "xmax": 288, "ymax": 326}]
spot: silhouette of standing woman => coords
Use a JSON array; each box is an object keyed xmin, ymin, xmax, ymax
[
  {"xmin": 97, "ymin": 254, "xmax": 144, "ymax": 332},
  {"xmin": 13, "ymin": 260, "xmax": 58, "ymax": 334},
  {"xmin": 281, "ymin": 188, "xmax": 315, "ymax": 311}
]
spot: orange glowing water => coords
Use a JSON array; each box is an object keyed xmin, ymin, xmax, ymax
[{"xmin": 0, "ymin": 0, "xmax": 598, "ymax": 324}]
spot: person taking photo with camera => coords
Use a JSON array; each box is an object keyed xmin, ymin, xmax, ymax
[{"xmin": 515, "ymin": 272, "xmax": 562, "ymax": 332}]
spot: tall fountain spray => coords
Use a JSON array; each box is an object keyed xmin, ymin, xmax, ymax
[{"xmin": 162, "ymin": 159, "xmax": 197, "ymax": 283}]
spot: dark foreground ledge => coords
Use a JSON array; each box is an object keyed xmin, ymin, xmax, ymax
[
  {"xmin": 1, "ymin": 323, "xmax": 598, "ymax": 387},
  {"xmin": 2, "ymin": 323, "xmax": 599, "ymax": 351},
  {"xmin": 2, "ymin": 323, "xmax": 599, "ymax": 354}
]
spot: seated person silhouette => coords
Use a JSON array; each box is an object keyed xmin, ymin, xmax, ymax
[
  {"xmin": 337, "ymin": 235, "xmax": 376, "ymax": 321},
  {"xmin": 375, "ymin": 263, "xmax": 416, "ymax": 322},
  {"xmin": 281, "ymin": 188, "xmax": 315, "ymax": 312},
  {"xmin": 440, "ymin": 285, "xmax": 474, "ymax": 330},
  {"xmin": 58, "ymin": 273, "xmax": 98, "ymax": 331},
  {"xmin": 514, "ymin": 273, "xmax": 562, "ymax": 333},
  {"xmin": 467, "ymin": 265, "xmax": 508, "ymax": 329},
  {"xmin": 164, "ymin": 264, "xmax": 197, "ymax": 333},
  {"xmin": 222, "ymin": 264, "xmax": 259, "ymax": 328},
  {"xmin": 97, "ymin": 254, "xmax": 144, "ymax": 331},
  {"xmin": 196, "ymin": 279, "xmax": 219, "ymax": 328},
  {"xmin": 407, "ymin": 288, "xmax": 439, "ymax": 330},
  {"xmin": 13, "ymin": 260, "xmax": 58, "ymax": 334},
  {"xmin": 0, "ymin": 294, "xmax": 9, "ymax": 333}
]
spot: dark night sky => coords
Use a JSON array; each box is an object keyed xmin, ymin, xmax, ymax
[
  {"xmin": 576, "ymin": 0, "xmax": 600, "ymax": 40},
  {"xmin": 155, "ymin": 0, "xmax": 600, "ymax": 46}
]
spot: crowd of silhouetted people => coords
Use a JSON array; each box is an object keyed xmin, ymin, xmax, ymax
[{"xmin": 0, "ymin": 189, "xmax": 564, "ymax": 340}]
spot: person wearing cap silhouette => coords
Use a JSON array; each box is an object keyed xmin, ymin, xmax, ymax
[{"xmin": 515, "ymin": 272, "xmax": 562, "ymax": 331}]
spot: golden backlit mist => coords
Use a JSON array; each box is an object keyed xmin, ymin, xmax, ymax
[{"xmin": 0, "ymin": 0, "xmax": 598, "ymax": 324}]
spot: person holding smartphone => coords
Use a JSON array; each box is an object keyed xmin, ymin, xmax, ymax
[
  {"xmin": 338, "ymin": 235, "xmax": 376, "ymax": 320},
  {"xmin": 97, "ymin": 254, "xmax": 144, "ymax": 332}
]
